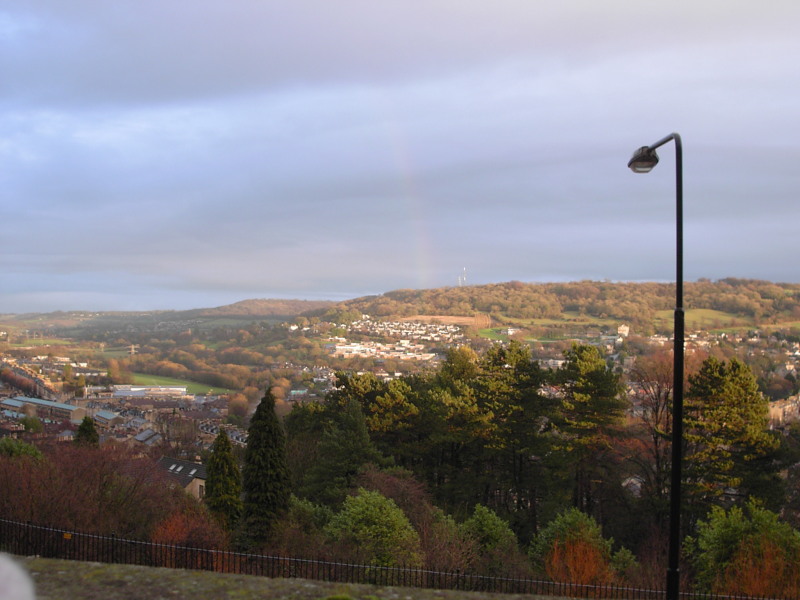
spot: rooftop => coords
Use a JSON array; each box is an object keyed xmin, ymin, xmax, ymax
[{"xmin": 11, "ymin": 396, "xmax": 79, "ymax": 412}]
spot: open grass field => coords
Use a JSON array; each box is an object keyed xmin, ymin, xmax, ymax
[
  {"xmin": 766, "ymin": 320, "xmax": 800, "ymax": 331},
  {"xmin": 479, "ymin": 328, "xmax": 508, "ymax": 340},
  {"xmin": 530, "ymin": 311, "xmax": 618, "ymax": 327},
  {"xmin": 188, "ymin": 316, "xmax": 285, "ymax": 330},
  {"xmin": 131, "ymin": 373, "xmax": 232, "ymax": 395},
  {"xmin": 475, "ymin": 311, "xmax": 618, "ymax": 342},
  {"xmin": 493, "ymin": 312, "xmax": 616, "ymax": 329},
  {"xmin": 10, "ymin": 337, "xmax": 72, "ymax": 347},
  {"xmin": 654, "ymin": 308, "xmax": 751, "ymax": 331},
  {"xmin": 399, "ymin": 314, "xmax": 492, "ymax": 328},
  {"xmin": 100, "ymin": 349, "xmax": 134, "ymax": 358}
]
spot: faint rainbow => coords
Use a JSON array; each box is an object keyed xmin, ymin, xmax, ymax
[{"xmin": 380, "ymin": 113, "xmax": 435, "ymax": 290}]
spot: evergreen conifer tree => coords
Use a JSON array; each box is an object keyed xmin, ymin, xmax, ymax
[
  {"xmin": 74, "ymin": 416, "xmax": 99, "ymax": 446},
  {"xmin": 684, "ymin": 357, "xmax": 780, "ymax": 519},
  {"xmin": 240, "ymin": 388, "xmax": 291, "ymax": 547},
  {"xmin": 204, "ymin": 430, "xmax": 243, "ymax": 531},
  {"xmin": 555, "ymin": 343, "xmax": 626, "ymax": 513},
  {"xmin": 301, "ymin": 398, "xmax": 382, "ymax": 506}
]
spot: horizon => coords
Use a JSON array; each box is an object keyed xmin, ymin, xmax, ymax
[{"xmin": 1, "ymin": 276, "xmax": 796, "ymax": 317}]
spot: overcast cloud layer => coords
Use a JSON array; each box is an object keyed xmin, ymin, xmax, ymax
[{"xmin": 2, "ymin": 1, "xmax": 799, "ymax": 313}]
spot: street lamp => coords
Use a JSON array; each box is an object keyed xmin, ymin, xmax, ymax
[{"xmin": 628, "ymin": 133, "xmax": 683, "ymax": 600}]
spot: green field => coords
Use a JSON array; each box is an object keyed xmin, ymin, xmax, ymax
[
  {"xmin": 131, "ymin": 373, "xmax": 232, "ymax": 395},
  {"xmin": 535, "ymin": 311, "xmax": 618, "ymax": 327},
  {"xmin": 495, "ymin": 312, "xmax": 618, "ymax": 328},
  {"xmin": 11, "ymin": 337, "xmax": 72, "ymax": 347},
  {"xmin": 478, "ymin": 311, "xmax": 618, "ymax": 341},
  {"xmin": 479, "ymin": 308, "xmax": 761, "ymax": 340},
  {"xmin": 479, "ymin": 328, "xmax": 508, "ymax": 340},
  {"xmin": 101, "ymin": 350, "xmax": 133, "ymax": 358},
  {"xmin": 654, "ymin": 308, "xmax": 751, "ymax": 331}
]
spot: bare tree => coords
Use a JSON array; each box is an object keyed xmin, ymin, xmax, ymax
[{"xmin": 627, "ymin": 350, "xmax": 674, "ymax": 508}]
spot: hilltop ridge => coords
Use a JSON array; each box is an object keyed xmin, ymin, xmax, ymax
[{"xmin": 2, "ymin": 278, "xmax": 798, "ymax": 336}]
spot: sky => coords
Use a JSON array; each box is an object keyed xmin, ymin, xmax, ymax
[{"xmin": 2, "ymin": 2, "xmax": 799, "ymax": 313}]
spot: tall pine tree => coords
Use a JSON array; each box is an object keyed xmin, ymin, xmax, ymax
[
  {"xmin": 300, "ymin": 398, "xmax": 382, "ymax": 506},
  {"xmin": 240, "ymin": 388, "xmax": 291, "ymax": 547},
  {"xmin": 204, "ymin": 430, "xmax": 243, "ymax": 532},
  {"xmin": 684, "ymin": 357, "xmax": 780, "ymax": 521},
  {"xmin": 555, "ymin": 343, "xmax": 627, "ymax": 514}
]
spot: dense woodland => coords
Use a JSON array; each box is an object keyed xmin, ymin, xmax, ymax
[
  {"xmin": 336, "ymin": 278, "xmax": 800, "ymax": 331},
  {"xmin": 277, "ymin": 343, "xmax": 800, "ymax": 590}
]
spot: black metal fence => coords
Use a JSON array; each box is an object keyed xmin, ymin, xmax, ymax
[{"xmin": 0, "ymin": 518, "xmax": 780, "ymax": 600}]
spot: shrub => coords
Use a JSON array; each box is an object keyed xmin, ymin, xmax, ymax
[
  {"xmin": 268, "ymin": 495, "xmax": 333, "ymax": 558},
  {"xmin": 421, "ymin": 509, "xmax": 478, "ymax": 572},
  {"xmin": 461, "ymin": 504, "xmax": 529, "ymax": 577},
  {"xmin": 0, "ymin": 438, "xmax": 43, "ymax": 459},
  {"xmin": 325, "ymin": 489, "xmax": 422, "ymax": 567},
  {"xmin": 717, "ymin": 536, "xmax": 800, "ymax": 597},
  {"xmin": 545, "ymin": 537, "xmax": 614, "ymax": 585},
  {"xmin": 151, "ymin": 503, "xmax": 227, "ymax": 549},
  {"xmin": 530, "ymin": 508, "xmax": 634, "ymax": 585},
  {"xmin": 0, "ymin": 443, "xmax": 203, "ymax": 541},
  {"xmin": 686, "ymin": 500, "xmax": 800, "ymax": 596},
  {"xmin": 462, "ymin": 504, "xmax": 517, "ymax": 551},
  {"xmin": 150, "ymin": 503, "xmax": 228, "ymax": 570},
  {"xmin": 355, "ymin": 465, "xmax": 477, "ymax": 571}
]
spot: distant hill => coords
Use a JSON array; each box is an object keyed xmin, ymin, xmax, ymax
[
  {"xmin": 3, "ymin": 279, "xmax": 800, "ymax": 335},
  {"xmin": 331, "ymin": 278, "xmax": 800, "ymax": 333},
  {"xmin": 0, "ymin": 299, "xmax": 335, "ymax": 333},
  {"xmin": 180, "ymin": 298, "xmax": 335, "ymax": 318}
]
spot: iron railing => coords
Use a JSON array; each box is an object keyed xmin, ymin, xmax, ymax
[{"xmin": 0, "ymin": 518, "xmax": 784, "ymax": 600}]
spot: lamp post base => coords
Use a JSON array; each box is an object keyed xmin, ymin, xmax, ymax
[{"xmin": 667, "ymin": 568, "xmax": 680, "ymax": 600}]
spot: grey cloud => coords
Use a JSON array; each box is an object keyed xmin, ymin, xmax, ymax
[
  {"xmin": 3, "ymin": 2, "xmax": 797, "ymax": 107},
  {"xmin": 2, "ymin": 2, "xmax": 800, "ymax": 311}
]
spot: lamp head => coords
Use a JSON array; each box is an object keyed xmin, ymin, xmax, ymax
[{"xmin": 628, "ymin": 146, "xmax": 659, "ymax": 173}]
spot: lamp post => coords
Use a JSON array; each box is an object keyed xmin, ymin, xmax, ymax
[{"xmin": 628, "ymin": 133, "xmax": 683, "ymax": 600}]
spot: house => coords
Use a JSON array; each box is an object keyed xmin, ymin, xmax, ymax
[
  {"xmin": 93, "ymin": 410, "xmax": 124, "ymax": 429},
  {"xmin": 124, "ymin": 416, "xmax": 149, "ymax": 431},
  {"xmin": 57, "ymin": 430, "xmax": 75, "ymax": 443},
  {"xmin": 0, "ymin": 421, "xmax": 24, "ymax": 439},
  {"xmin": 157, "ymin": 456, "xmax": 207, "ymax": 499},
  {"xmin": 769, "ymin": 397, "xmax": 800, "ymax": 429},
  {"xmin": 132, "ymin": 428, "xmax": 162, "ymax": 447},
  {"xmin": 0, "ymin": 396, "xmax": 86, "ymax": 424}
]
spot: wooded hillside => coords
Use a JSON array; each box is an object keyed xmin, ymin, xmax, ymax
[{"xmin": 334, "ymin": 279, "xmax": 800, "ymax": 332}]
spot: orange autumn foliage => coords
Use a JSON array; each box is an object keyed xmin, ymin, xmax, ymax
[
  {"xmin": 713, "ymin": 535, "xmax": 800, "ymax": 598},
  {"xmin": 545, "ymin": 537, "xmax": 615, "ymax": 587},
  {"xmin": 150, "ymin": 509, "xmax": 228, "ymax": 570},
  {"xmin": 151, "ymin": 509, "xmax": 227, "ymax": 549}
]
